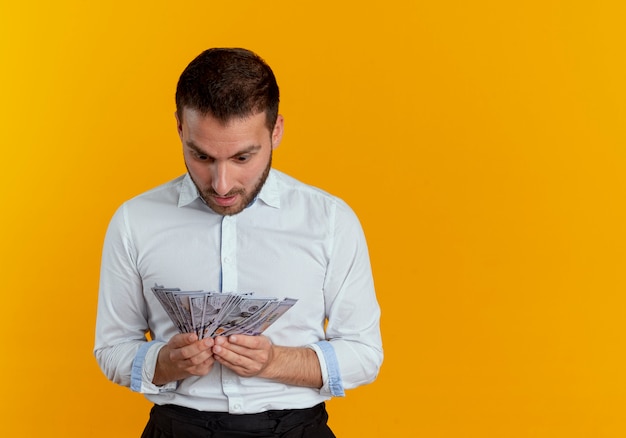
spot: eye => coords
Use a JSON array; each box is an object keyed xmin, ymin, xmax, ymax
[
  {"xmin": 235, "ymin": 154, "xmax": 251, "ymax": 163},
  {"xmin": 195, "ymin": 152, "xmax": 210, "ymax": 161}
]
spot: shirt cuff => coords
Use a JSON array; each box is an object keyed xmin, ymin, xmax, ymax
[
  {"xmin": 131, "ymin": 341, "xmax": 178, "ymax": 394},
  {"xmin": 307, "ymin": 340, "xmax": 345, "ymax": 397}
]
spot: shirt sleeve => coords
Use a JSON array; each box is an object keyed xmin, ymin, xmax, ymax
[
  {"xmin": 319, "ymin": 199, "xmax": 384, "ymax": 393},
  {"xmin": 93, "ymin": 204, "xmax": 174, "ymax": 393},
  {"xmin": 307, "ymin": 341, "xmax": 345, "ymax": 397},
  {"xmin": 131, "ymin": 341, "xmax": 178, "ymax": 393}
]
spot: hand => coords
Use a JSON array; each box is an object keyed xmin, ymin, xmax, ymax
[
  {"xmin": 153, "ymin": 333, "xmax": 215, "ymax": 385},
  {"xmin": 212, "ymin": 335, "xmax": 274, "ymax": 378},
  {"xmin": 213, "ymin": 335, "xmax": 322, "ymax": 388}
]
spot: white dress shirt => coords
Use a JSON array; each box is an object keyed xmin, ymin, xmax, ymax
[{"xmin": 94, "ymin": 169, "xmax": 383, "ymax": 414}]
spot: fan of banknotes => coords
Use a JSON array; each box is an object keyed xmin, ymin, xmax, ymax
[{"xmin": 152, "ymin": 285, "xmax": 297, "ymax": 339}]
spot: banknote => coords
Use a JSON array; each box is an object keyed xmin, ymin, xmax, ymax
[{"xmin": 152, "ymin": 285, "xmax": 297, "ymax": 338}]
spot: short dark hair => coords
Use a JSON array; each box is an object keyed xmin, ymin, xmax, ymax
[{"xmin": 175, "ymin": 48, "xmax": 280, "ymax": 130}]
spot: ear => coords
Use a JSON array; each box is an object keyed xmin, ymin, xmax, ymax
[
  {"xmin": 175, "ymin": 111, "xmax": 183, "ymax": 140},
  {"xmin": 271, "ymin": 115, "xmax": 284, "ymax": 150}
]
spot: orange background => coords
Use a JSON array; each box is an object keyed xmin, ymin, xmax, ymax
[{"xmin": 2, "ymin": 1, "xmax": 626, "ymax": 437}]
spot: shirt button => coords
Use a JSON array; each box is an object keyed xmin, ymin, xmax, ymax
[
  {"xmin": 223, "ymin": 257, "xmax": 231, "ymax": 263},
  {"xmin": 233, "ymin": 404, "xmax": 241, "ymax": 410}
]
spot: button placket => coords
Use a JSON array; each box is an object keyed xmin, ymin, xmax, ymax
[
  {"xmin": 220, "ymin": 215, "xmax": 238, "ymax": 292},
  {"xmin": 219, "ymin": 215, "xmax": 244, "ymax": 412}
]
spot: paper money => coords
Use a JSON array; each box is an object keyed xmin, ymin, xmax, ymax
[{"xmin": 152, "ymin": 285, "xmax": 297, "ymax": 338}]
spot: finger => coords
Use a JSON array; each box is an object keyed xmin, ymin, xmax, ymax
[
  {"xmin": 212, "ymin": 336, "xmax": 264, "ymax": 358},
  {"xmin": 228, "ymin": 334, "xmax": 268, "ymax": 349},
  {"xmin": 186, "ymin": 355, "xmax": 216, "ymax": 376},
  {"xmin": 171, "ymin": 337, "xmax": 214, "ymax": 362},
  {"xmin": 212, "ymin": 342, "xmax": 258, "ymax": 368},
  {"xmin": 226, "ymin": 336, "xmax": 272, "ymax": 360},
  {"xmin": 174, "ymin": 349, "xmax": 215, "ymax": 376},
  {"xmin": 213, "ymin": 342, "xmax": 270, "ymax": 377},
  {"xmin": 184, "ymin": 347, "xmax": 215, "ymax": 366},
  {"xmin": 169, "ymin": 332, "xmax": 198, "ymax": 348},
  {"xmin": 213, "ymin": 351, "xmax": 256, "ymax": 375},
  {"xmin": 212, "ymin": 341, "xmax": 253, "ymax": 362}
]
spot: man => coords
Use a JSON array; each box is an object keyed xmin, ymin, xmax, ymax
[{"xmin": 94, "ymin": 48, "xmax": 383, "ymax": 437}]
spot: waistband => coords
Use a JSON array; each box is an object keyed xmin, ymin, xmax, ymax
[{"xmin": 150, "ymin": 402, "xmax": 328, "ymax": 434}]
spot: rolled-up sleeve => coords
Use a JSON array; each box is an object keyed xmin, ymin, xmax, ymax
[
  {"xmin": 319, "ymin": 200, "xmax": 383, "ymax": 393},
  {"xmin": 94, "ymin": 204, "xmax": 164, "ymax": 392}
]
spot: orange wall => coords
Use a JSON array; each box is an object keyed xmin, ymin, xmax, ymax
[{"xmin": 2, "ymin": 1, "xmax": 626, "ymax": 437}]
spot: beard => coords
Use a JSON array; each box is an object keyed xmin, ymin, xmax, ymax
[{"xmin": 189, "ymin": 152, "xmax": 272, "ymax": 216}]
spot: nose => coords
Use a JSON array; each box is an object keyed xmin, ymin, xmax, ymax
[{"xmin": 211, "ymin": 162, "xmax": 233, "ymax": 196}]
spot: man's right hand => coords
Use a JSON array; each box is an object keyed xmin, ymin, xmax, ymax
[{"xmin": 153, "ymin": 333, "xmax": 215, "ymax": 385}]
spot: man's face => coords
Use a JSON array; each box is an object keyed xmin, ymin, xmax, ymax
[{"xmin": 177, "ymin": 108, "xmax": 283, "ymax": 215}]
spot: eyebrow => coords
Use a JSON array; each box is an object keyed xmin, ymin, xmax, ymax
[{"xmin": 185, "ymin": 141, "xmax": 262, "ymax": 158}]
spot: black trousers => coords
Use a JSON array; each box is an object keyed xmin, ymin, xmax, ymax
[{"xmin": 140, "ymin": 403, "xmax": 336, "ymax": 438}]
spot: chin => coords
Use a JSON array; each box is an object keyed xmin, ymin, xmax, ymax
[{"xmin": 209, "ymin": 203, "xmax": 245, "ymax": 216}]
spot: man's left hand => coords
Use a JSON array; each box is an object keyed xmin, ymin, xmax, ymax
[{"xmin": 212, "ymin": 334, "xmax": 274, "ymax": 378}]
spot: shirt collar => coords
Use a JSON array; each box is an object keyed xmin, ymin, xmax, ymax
[
  {"xmin": 177, "ymin": 170, "xmax": 281, "ymax": 210},
  {"xmin": 256, "ymin": 169, "xmax": 281, "ymax": 209},
  {"xmin": 178, "ymin": 173, "xmax": 201, "ymax": 208}
]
